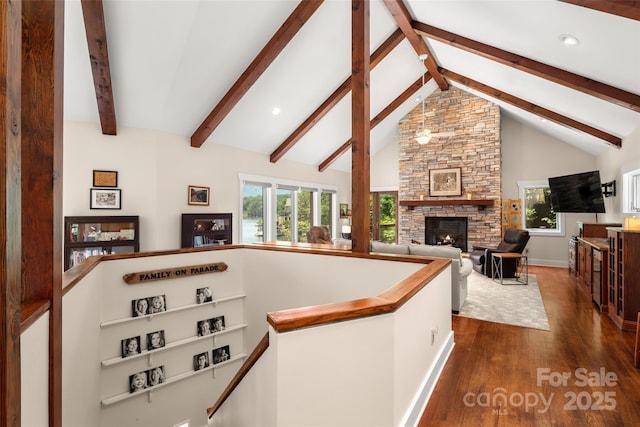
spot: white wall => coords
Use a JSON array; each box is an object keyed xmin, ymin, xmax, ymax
[
  {"xmin": 241, "ymin": 249, "xmax": 424, "ymax": 352},
  {"xmin": 21, "ymin": 314, "xmax": 50, "ymax": 427},
  {"xmin": 63, "ymin": 121, "xmax": 351, "ymax": 252},
  {"xmin": 597, "ymin": 126, "xmax": 640, "ymax": 224},
  {"xmin": 371, "ymin": 137, "xmax": 399, "ymax": 189},
  {"xmin": 500, "ymin": 115, "xmax": 599, "ymax": 266}
]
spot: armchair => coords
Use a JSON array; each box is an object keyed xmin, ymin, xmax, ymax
[{"xmin": 469, "ymin": 228, "xmax": 530, "ymax": 278}]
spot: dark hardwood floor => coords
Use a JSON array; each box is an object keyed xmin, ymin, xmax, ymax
[{"xmin": 418, "ymin": 266, "xmax": 640, "ymax": 426}]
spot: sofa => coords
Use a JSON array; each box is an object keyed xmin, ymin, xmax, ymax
[{"xmin": 334, "ymin": 239, "xmax": 472, "ymax": 313}]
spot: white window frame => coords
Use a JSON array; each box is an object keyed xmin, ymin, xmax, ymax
[
  {"xmin": 239, "ymin": 174, "xmax": 338, "ymax": 243},
  {"xmin": 518, "ymin": 180, "xmax": 564, "ymax": 237},
  {"xmin": 623, "ymin": 168, "xmax": 640, "ymax": 214}
]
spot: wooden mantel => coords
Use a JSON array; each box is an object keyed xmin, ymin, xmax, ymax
[{"xmin": 400, "ymin": 199, "xmax": 495, "ymax": 210}]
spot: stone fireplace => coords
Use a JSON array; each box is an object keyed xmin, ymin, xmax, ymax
[
  {"xmin": 398, "ymin": 86, "xmax": 502, "ymax": 248},
  {"xmin": 425, "ymin": 217, "xmax": 468, "ymax": 252}
]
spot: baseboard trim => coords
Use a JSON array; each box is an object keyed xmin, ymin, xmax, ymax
[{"xmin": 401, "ymin": 331, "xmax": 455, "ymax": 427}]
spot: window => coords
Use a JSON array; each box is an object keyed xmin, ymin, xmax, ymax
[
  {"xmin": 370, "ymin": 191, "xmax": 398, "ymax": 243},
  {"xmin": 518, "ymin": 181, "xmax": 564, "ymax": 236},
  {"xmin": 239, "ymin": 174, "xmax": 337, "ymax": 243},
  {"xmin": 241, "ymin": 182, "xmax": 267, "ymax": 243},
  {"xmin": 623, "ymin": 168, "xmax": 640, "ymax": 213}
]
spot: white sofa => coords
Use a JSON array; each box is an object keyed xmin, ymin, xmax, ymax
[{"xmin": 335, "ymin": 239, "xmax": 472, "ymax": 313}]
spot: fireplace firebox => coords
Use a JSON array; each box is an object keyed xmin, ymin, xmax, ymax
[{"xmin": 425, "ymin": 217, "xmax": 468, "ymax": 253}]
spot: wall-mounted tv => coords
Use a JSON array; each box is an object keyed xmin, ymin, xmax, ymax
[{"xmin": 548, "ymin": 170, "xmax": 606, "ymax": 213}]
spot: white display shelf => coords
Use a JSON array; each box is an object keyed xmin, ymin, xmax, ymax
[
  {"xmin": 100, "ymin": 294, "xmax": 246, "ymax": 327},
  {"xmin": 100, "ymin": 353, "xmax": 247, "ymax": 406},
  {"xmin": 101, "ymin": 323, "xmax": 247, "ymax": 367}
]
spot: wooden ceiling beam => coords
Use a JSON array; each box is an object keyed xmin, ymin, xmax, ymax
[
  {"xmin": 81, "ymin": 0, "xmax": 117, "ymax": 135},
  {"xmin": 191, "ymin": 0, "xmax": 323, "ymax": 148},
  {"xmin": 319, "ymin": 73, "xmax": 431, "ymax": 171},
  {"xmin": 412, "ymin": 20, "xmax": 640, "ymax": 113},
  {"xmin": 560, "ymin": 0, "xmax": 640, "ymax": 21},
  {"xmin": 381, "ymin": 0, "xmax": 448, "ymax": 90},
  {"xmin": 269, "ymin": 28, "xmax": 405, "ymax": 163},
  {"xmin": 440, "ymin": 68, "xmax": 622, "ymax": 147}
]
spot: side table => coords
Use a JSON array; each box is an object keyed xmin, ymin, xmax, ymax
[{"xmin": 492, "ymin": 252, "xmax": 528, "ymax": 285}]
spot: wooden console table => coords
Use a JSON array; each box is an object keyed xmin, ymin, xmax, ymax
[{"xmin": 400, "ymin": 199, "xmax": 494, "ymax": 210}]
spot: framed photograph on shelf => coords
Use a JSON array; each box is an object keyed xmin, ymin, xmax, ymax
[
  {"xmin": 146, "ymin": 330, "xmax": 166, "ymax": 351},
  {"xmin": 188, "ymin": 185, "xmax": 210, "ymax": 206},
  {"xmin": 121, "ymin": 336, "xmax": 141, "ymax": 358},
  {"xmin": 212, "ymin": 345, "xmax": 230, "ymax": 364},
  {"xmin": 196, "ymin": 287, "xmax": 212, "ymax": 304},
  {"xmin": 92, "ymin": 170, "xmax": 118, "ymax": 187},
  {"xmin": 194, "ymin": 352, "xmax": 210, "ymax": 371},
  {"xmin": 90, "ymin": 188, "xmax": 121, "ymax": 210},
  {"xmin": 429, "ymin": 167, "xmax": 462, "ymax": 197}
]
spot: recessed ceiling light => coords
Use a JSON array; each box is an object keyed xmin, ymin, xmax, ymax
[
  {"xmin": 559, "ymin": 34, "xmax": 579, "ymax": 46},
  {"xmin": 272, "ymin": 107, "xmax": 281, "ymax": 116}
]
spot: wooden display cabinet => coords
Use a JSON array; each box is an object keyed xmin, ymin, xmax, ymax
[
  {"xmin": 607, "ymin": 227, "xmax": 640, "ymax": 331},
  {"xmin": 64, "ymin": 216, "xmax": 139, "ymax": 270},
  {"xmin": 181, "ymin": 213, "xmax": 232, "ymax": 248}
]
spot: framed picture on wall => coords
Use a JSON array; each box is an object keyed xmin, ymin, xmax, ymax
[
  {"xmin": 90, "ymin": 188, "xmax": 121, "ymax": 209},
  {"xmin": 188, "ymin": 185, "xmax": 210, "ymax": 206},
  {"xmin": 92, "ymin": 170, "xmax": 118, "ymax": 187},
  {"xmin": 339, "ymin": 203, "xmax": 349, "ymax": 218},
  {"xmin": 429, "ymin": 167, "xmax": 462, "ymax": 197}
]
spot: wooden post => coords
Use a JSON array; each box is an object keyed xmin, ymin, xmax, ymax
[
  {"xmin": 1, "ymin": 1, "xmax": 23, "ymax": 425},
  {"xmin": 351, "ymin": 0, "xmax": 371, "ymax": 253},
  {"xmin": 21, "ymin": 2, "xmax": 64, "ymax": 426}
]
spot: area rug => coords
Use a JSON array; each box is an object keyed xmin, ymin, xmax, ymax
[{"xmin": 456, "ymin": 271, "xmax": 551, "ymax": 331}]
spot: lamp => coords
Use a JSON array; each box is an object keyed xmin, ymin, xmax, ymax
[{"xmin": 415, "ymin": 53, "xmax": 430, "ymax": 145}]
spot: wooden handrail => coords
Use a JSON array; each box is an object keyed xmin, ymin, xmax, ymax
[
  {"xmin": 207, "ymin": 332, "xmax": 270, "ymax": 418},
  {"xmin": 267, "ymin": 257, "xmax": 449, "ymax": 332}
]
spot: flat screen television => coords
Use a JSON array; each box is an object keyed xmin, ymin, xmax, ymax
[{"xmin": 548, "ymin": 170, "xmax": 606, "ymax": 213}]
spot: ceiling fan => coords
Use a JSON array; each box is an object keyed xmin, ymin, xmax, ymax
[
  {"xmin": 415, "ymin": 129, "xmax": 456, "ymax": 144},
  {"xmin": 414, "ymin": 54, "xmax": 456, "ymax": 145}
]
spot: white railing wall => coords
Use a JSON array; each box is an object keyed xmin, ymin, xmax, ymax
[
  {"xmin": 210, "ymin": 261, "xmax": 453, "ymax": 427},
  {"xmin": 21, "ymin": 313, "xmax": 50, "ymax": 427},
  {"xmin": 50, "ymin": 247, "xmax": 451, "ymax": 427}
]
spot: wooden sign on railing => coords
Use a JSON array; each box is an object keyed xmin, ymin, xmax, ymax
[{"xmin": 123, "ymin": 262, "xmax": 228, "ymax": 284}]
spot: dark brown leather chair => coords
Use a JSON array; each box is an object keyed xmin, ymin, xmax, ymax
[{"xmin": 469, "ymin": 228, "xmax": 530, "ymax": 278}]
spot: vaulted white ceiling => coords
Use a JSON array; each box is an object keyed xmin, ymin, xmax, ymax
[{"xmin": 63, "ymin": 0, "xmax": 640, "ymax": 172}]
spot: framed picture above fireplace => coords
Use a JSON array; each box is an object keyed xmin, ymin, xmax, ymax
[{"xmin": 429, "ymin": 167, "xmax": 461, "ymax": 197}]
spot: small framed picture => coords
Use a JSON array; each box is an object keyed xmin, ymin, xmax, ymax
[
  {"xmin": 90, "ymin": 188, "xmax": 121, "ymax": 209},
  {"xmin": 147, "ymin": 366, "xmax": 165, "ymax": 387},
  {"xmin": 194, "ymin": 352, "xmax": 210, "ymax": 371},
  {"xmin": 196, "ymin": 287, "xmax": 213, "ymax": 304},
  {"xmin": 121, "ymin": 336, "xmax": 141, "ymax": 358},
  {"xmin": 339, "ymin": 203, "xmax": 349, "ymax": 218},
  {"xmin": 148, "ymin": 294, "xmax": 166, "ymax": 314},
  {"xmin": 197, "ymin": 319, "xmax": 212, "ymax": 336},
  {"xmin": 211, "ymin": 315, "xmax": 225, "ymax": 332},
  {"xmin": 188, "ymin": 185, "xmax": 210, "ymax": 206},
  {"xmin": 212, "ymin": 345, "xmax": 230, "ymax": 364},
  {"xmin": 129, "ymin": 370, "xmax": 148, "ymax": 393},
  {"xmin": 429, "ymin": 167, "xmax": 462, "ymax": 197},
  {"xmin": 132, "ymin": 298, "xmax": 149, "ymax": 317},
  {"xmin": 92, "ymin": 170, "xmax": 118, "ymax": 187},
  {"xmin": 146, "ymin": 330, "xmax": 165, "ymax": 351}
]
